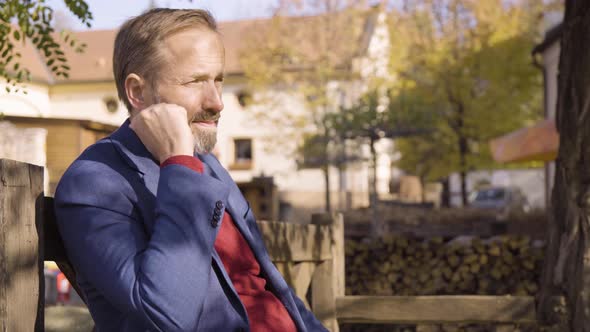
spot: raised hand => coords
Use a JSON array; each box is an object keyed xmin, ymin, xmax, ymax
[{"xmin": 129, "ymin": 103, "xmax": 194, "ymax": 164}]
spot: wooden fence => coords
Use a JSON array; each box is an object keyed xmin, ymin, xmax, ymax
[{"xmin": 0, "ymin": 159, "xmax": 538, "ymax": 332}]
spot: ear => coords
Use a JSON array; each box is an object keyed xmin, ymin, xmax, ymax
[{"xmin": 125, "ymin": 73, "xmax": 146, "ymax": 111}]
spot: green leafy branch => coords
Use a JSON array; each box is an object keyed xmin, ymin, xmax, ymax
[{"xmin": 0, "ymin": 0, "xmax": 92, "ymax": 93}]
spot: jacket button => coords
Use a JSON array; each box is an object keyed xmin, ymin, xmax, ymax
[
  {"xmin": 211, "ymin": 219, "xmax": 219, "ymax": 228},
  {"xmin": 214, "ymin": 208, "xmax": 221, "ymax": 216},
  {"xmin": 213, "ymin": 213, "xmax": 221, "ymax": 221},
  {"xmin": 215, "ymin": 201, "xmax": 224, "ymax": 209}
]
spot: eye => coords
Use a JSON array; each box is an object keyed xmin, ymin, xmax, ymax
[{"xmin": 183, "ymin": 77, "xmax": 206, "ymax": 85}]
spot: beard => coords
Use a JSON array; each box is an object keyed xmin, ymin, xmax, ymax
[
  {"xmin": 192, "ymin": 125, "xmax": 217, "ymax": 154},
  {"xmin": 191, "ymin": 109, "xmax": 219, "ymax": 154}
]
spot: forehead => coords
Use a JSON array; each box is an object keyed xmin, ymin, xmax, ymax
[{"xmin": 160, "ymin": 28, "xmax": 225, "ymax": 73}]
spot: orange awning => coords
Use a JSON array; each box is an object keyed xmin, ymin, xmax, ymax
[{"xmin": 490, "ymin": 118, "xmax": 559, "ymax": 163}]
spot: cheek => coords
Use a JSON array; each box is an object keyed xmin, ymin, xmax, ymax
[
  {"xmin": 188, "ymin": 106, "xmax": 205, "ymax": 121},
  {"xmin": 178, "ymin": 94, "xmax": 201, "ymax": 119}
]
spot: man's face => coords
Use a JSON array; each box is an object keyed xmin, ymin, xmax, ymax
[{"xmin": 150, "ymin": 28, "xmax": 225, "ymax": 154}]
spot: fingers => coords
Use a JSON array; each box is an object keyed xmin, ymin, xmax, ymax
[{"xmin": 129, "ymin": 103, "xmax": 194, "ymax": 163}]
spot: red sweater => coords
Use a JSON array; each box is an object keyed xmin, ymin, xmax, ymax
[{"xmin": 161, "ymin": 156, "xmax": 297, "ymax": 332}]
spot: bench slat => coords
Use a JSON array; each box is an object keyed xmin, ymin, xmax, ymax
[
  {"xmin": 258, "ymin": 220, "xmax": 333, "ymax": 262},
  {"xmin": 336, "ymin": 295, "xmax": 537, "ymax": 324}
]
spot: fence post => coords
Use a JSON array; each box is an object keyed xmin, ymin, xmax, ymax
[
  {"xmin": 311, "ymin": 213, "xmax": 345, "ymax": 332},
  {"xmin": 0, "ymin": 159, "xmax": 44, "ymax": 331}
]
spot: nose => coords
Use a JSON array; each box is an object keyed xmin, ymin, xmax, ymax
[{"xmin": 203, "ymin": 81, "xmax": 223, "ymax": 113}]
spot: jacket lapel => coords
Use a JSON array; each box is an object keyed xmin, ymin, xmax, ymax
[{"xmin": 198, "ymin": 153, "xmax": 306, "ymax": 331}]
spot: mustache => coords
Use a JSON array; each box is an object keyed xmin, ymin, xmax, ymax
[{"xmin": 191, "ymin": 112, "xmax": 220, "ymax": 122}]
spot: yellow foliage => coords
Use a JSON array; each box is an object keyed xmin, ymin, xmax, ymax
[{"xmin": 390, "ymin": 0, "xmax": 548, "ymax": 181}]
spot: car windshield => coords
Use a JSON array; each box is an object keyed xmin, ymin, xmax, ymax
[{"xmin": 474, "ymin": 188, "xmax": 506, "ymax": 201}]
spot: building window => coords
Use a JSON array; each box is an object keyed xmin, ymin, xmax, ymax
[
  {"xmin": 236, "ymin": 90, "xmax": 252, "ymax": 108},
  {"xmin": 231, "ymin": 138, "xmax": 253, "ymax": 170},
  {"xmin": 103, "ymin": 96, "xmax": 119, "ymax": 113}
]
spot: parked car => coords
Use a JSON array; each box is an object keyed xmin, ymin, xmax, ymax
[{"xmin": 468, "ymin": 186, "xmax": 530, "ymax": 220}]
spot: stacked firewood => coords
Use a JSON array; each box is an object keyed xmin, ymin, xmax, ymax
[{"xmin": 345, "ymin": 235, "xmax": 545, "ymax": 296}]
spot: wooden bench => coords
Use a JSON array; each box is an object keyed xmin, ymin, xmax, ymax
[{"xmin": 0, "ymin": 159, "xmax": 537, "ymax": 332}]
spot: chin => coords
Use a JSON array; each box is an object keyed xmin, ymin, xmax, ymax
[
  {"xmin": 193, "ymin": 134, "xmax": 217, "ymax": 155},
  {"xmin": 192, "ymin": 125, "xmax": 217, "ymax": 134},
  {"xmin": 194, "ymin": 145, "xmax": 216, "ymax": 155}
]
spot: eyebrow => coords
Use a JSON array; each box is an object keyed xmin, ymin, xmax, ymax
[{"xmin": 188, "ymin": 73, "xmax": 224, "ymax": 81}]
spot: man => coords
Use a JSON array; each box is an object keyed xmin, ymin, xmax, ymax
[{"xmin": 54, "ymin": 8, "xmax": 327, "ymax": 332}]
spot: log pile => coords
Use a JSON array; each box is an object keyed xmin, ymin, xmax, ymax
[
  {"xmin": 345, "ymin": 235, "xmax": 545, "ymax": 296},
  {"xmin": 344, "ymin": 206, "xmax": 547, "ymax": 239}
]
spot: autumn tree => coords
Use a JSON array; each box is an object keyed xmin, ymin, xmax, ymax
[
  {"xmin": 391, "ymin": 0, "xmax": 545, "ymax": 205},
  {"xmin": 537, "ymin": 0, "xmax": 590, "ymax": 330},
  {"xmin": 324, "ymin": 88, "xmax": 430, "ymax": 233},
  {"xmin": 239, "ymin": 0, "xmax": 375, "ymax": 212}
]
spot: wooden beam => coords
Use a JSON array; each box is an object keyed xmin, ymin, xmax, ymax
[
  {"xmin": 257, "ymin": 220, "xmax": 332, "ymax": 262},
  {"xmin": 310, "ymin": 213, "xmax": 345, "ymax": 332},
  {"xmin": 274, "ymin": 262, "xmax": 316, "ymax": 310},
  {"xmin": 336, "ymin": 296, "xmax": 537, "ymax": 324},
  {"xmin": 0, "ymin": 159, "xmax": 44, "ymax": 331}
]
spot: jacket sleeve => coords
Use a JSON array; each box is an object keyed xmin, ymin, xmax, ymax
[{"xmin": 54, "ymin": 162, "xmax": 229, "ymax": 331}]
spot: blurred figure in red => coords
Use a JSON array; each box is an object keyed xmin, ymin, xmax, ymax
[{"xmin": 56, "ymin": 272, "xmax": 71, "ymax": 304}]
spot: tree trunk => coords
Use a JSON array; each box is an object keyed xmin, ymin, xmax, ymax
[
  {"xmin": 538, "ymin": 2, "xmax": 590, "ymax": 330},
  {"xmin": 441, "ymin": 177, "xmax": 450, "ymax": 208},
  {"xmin": 337, "ymin": 136, "xmax": 348, "ymax": 211},
  {"xmin": 323, "ymin": 164, "xmax": 331, "ymax": 213},
  {"xmin": 459, "ymin": 169, "xmax": 468, "ymax": 207},
  {"xmin": 337, "ymin": 164, "xmax": 346, "ymax": 211},
  {"xmin": 369, "ymin": 136, "xmax": 380, "ymax": 237},
  {"xmin": 457, "ymin": 103, "xmax": 469, "ymax": 206}
]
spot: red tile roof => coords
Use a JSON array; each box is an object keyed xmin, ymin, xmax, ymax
[{"xmin": 15, "ymin": 11, "xmax": 378, "ymax": 84}]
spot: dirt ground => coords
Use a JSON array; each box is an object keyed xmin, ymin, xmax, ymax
[{"xmin": 45, "ymin": 306, "xmax": 94, "ymax": 332}]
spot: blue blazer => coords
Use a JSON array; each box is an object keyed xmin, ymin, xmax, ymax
[{"xmin": 54, "ymin": 120, "xmax": 327, "ymax": 332}]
